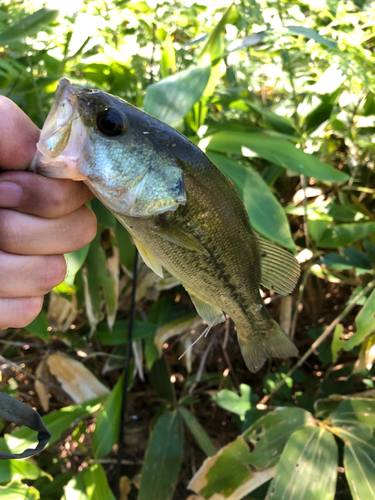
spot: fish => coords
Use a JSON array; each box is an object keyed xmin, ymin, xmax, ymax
[{"xmin": 30, "ymin": 77, "xmax": 300, "ymax": 373}]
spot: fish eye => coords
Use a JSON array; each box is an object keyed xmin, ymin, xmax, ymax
[{"xmin": 96, "ymin": 108, "xmax": 127, "ymax": 137}]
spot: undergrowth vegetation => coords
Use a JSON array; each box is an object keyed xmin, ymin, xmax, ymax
[{"xmin": 0, "ymin": 0, "xmax": 375, "ymax": 499}]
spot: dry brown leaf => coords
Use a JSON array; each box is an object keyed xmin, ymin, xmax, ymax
[
  {"xmin": 35, "ymin": 356, "xmax": 51, "ymax": 412},
  {"xmin": 48, "ymin": 291, "xmax": 78, "ymax": 331},
  {"xmin": 279, "ymin": 295, "xmax": 293, "ymax": 336},
  {"xmin": 154, "ymin": 315, "xmax": 202, "ymax": 354},
  {"xmin": 46, "ymin": 352, "xmax": 109, "ymax": 403},
  {"xmin": 119, "ymin": 476, "xmax": 132, "ymax": 500}
]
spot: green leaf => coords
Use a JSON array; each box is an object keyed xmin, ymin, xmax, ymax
[
  {"xmin": 342, "ymin": 289, "xmax": 375, "ymax": 351},
  {"xmin": 205, "ymin": 132, "xmax": 349, "ymax": 182},
  {"xmin": 63, "ymin": 464, "xmax": 115, "ymax": 500},
  {"xmin": 318, "ymin": 222, "xmax": 375, "ymax": 248},
  {"xmin": 143, "ymin": 65, "xmax": 211, "ymax": 126},
  {"xmin": 96, "ymin": 320, "xmax": 157, "ymax": 345},
  {"xmin": 267, "ymin": 425, "xmax": 337, "ymax": 500},
  {"xmin": 200, "ymin": 4, "xmax": 234, "ymax": 61},
  {"xmin": 212, "ymin": 384, "xmax": 257, "ymax": 418},
  {"xmin": 0, "ymin": 459, "xmax": 47, "ymax": 484},
  {"xmin": 207, "ymin": 152, "xmax": 295, "ymax": 250},
  {"xmin": 334, "ymin": 425, "xmax": 375, "ymax": 500},
  {"xmin": 0, "ymin": 478, "xmax": 40, "ymax": 499},
  {"xmin": 200, "ymin": 436, "xmax": 254, "ymax": 498},
  {"xmin": 92, "ymin": 373, "xmax": 124, "ymax": 458},
  {"xmin": 331, "ymin": 324, "xmax": 345, "ymax": 362},
  {"xmin": 178, "ymin": 406, "xmax": 217, "ymax": 457},
  {"xmin": 25, "ymin": 310, "xmax": 49, "ymax": 341},
  {"xmin": 0, "ymin": 8, "xmax": 59, "ymax": 45},
  {"xmin": 286, "ymin": 26, "xmax": 338, "ymax": 50},
  {"xmin": 149, "ymin": 357, "xmax": 175, "ymax": 403},
  {"xmin": 139, "ymin": 411, "xmax": 184, "ymax": 500},
  {"xmin": 329, "ymin": 398, "xmax": 375, "ymax": 428},
  {"xmin": 64, "ymin": 244, "xmax": 91, "ymax": 288},
  {"xmin": 243, "ymin": 407, "xmax": 311, "ymax": 469}
]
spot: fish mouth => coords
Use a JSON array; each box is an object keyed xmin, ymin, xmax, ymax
[{"xmin": 30, "ymin": 78, "xmax": 89, "ymax": 180}]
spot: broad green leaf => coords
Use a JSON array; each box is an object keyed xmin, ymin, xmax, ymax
[
  {"xmin": 0, "ymin": 8, "xmax": 59, "ymax": 45},
  {"xmin": 286, "ymin": 26, "xmax": 338, "ymax": 50},
  {"xmin": 212, "ymin": 384, "xmax": 257, "ymax": 418},
  {"xmin": 64, "ymin": 244, "xmax": 91, "ymax": 288},
  {"xmin": 0, "ymin": 479, "xmax": 40, "ymax": 499},
  {"xmin": 342, "ymin": 289, "xmax": 375, "ymax": 351},
  {"xmin": 267, "ymin": 425, "xmax": 337, "ymax": 500},
  {"xmin": 205, "ymin": 133, "xmax": 349, "ymax": 182},
  {"xmin": 139, "ymin": 411, "xmax": 184, "ymax": 500},
  {"xmin": 207, "ymin": 152, "xmax": 295, "ymax": 250},
  {"xmin": 318, "ymin": 222, "xmax": 375, "ymax": 248},
  {"xmin": 96, "ymin": 320, "xmax": 157, "ymax": 345},
  {"xmin": 0, "ymin": 459, "xmax": 47, "ymax": 484},
  {"xmin": 178, "ymin": 406, "xmax": 217, "ymax": 457},
  {"xmin": 329, "ymin": 398, "xmax": 375, "ymax": 428},
  {"xmin": 0, "ymin": 399, "xmax": 102, "ymax": 456},
  {"xmin": 334, "ymin": 425, "xmax": 375, "ymax": 500},
  {"xmin": 25, "ymin": 310, "xmax": 49, "ymax": 341},
  {"xmin": 63, "ymin": 464, "xmax": 115, "ymax": 500},
  {"xmin": 243, "ymin": 101, "xmax": 296, "ymax": 135},
  {"xmin": 199, "ymin": 4, "xmax": 234, "ymax": 61},
  {"xmin": 92, "ymin": 373, "xmax": 124, "ymax": 458},
  {"xmin": 143, "ymin": 65, "xmax": 211, "ymax": 126},
  {"xmin": 199, "ymin": 436, "xmax": 254, "ymax": 498},
  {"xmin": 243, "ymin": 407, "xmax": 311, "ymax": 469}
]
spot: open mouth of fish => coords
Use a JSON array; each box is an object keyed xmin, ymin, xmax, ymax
[{"xmin": 30, "ymin": 78, "xmax": 89, "ymax": 181}]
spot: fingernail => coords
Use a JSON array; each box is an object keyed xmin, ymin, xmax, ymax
[{"xmin": 0, "ymin": 181, "xmax": 23, "ymax": 207}]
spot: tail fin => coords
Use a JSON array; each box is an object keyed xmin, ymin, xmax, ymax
[{"xmin": 237, "ymin": 318, "xmax": 298, "ymax": 373}]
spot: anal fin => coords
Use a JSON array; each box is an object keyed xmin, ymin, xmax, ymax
[
  {"xmin": 257, "ymin": 235, "xmax": 300, "ymax": 296},
  {"xmin": 133, "ymin": 238, "xmax": 164, "ymax": 278},
  {"xmin": 185, "ymin": 288, "xmax": 224, "ymax": 326}
]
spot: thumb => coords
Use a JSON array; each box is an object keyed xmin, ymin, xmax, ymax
[{"xmin": 0, "ymin": 97, "xmax": 40, "ymax": 170}]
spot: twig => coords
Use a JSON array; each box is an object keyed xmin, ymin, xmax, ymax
[
  {"xmin": 188, "ymin": 331, "xmax": 218, "ymax": 394},
  {"xmin": 221, "ymin": 316, "xmax": 240, "ymax": 389},
  {"xmin": 0, "ymin": 355, "xmax": 61, "ymax": 391},
  {"xmin": 290, "ymin": 260, "xmax": 312, "ymax": 341},
  {"xmin": 259, "ymin": 277, "xmax": 375, "ymax": 406}
]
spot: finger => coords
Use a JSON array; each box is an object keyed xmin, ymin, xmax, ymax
[
  {"xmin": 0, "ymin": 97, "xmax": 40, "ymax": 170},
  {"xmin": 0, "ymin": 205, "xmax": 97, "ymax": 255},
  {"xmin": 0, "ymin": 171, "xmax": 94, "ymax": 218},
  {"xmin": 0, "ymin": 250, "xmax": 66, "ymax": 297},
  {"xmin": 0, "ymin": 297, "xmax": 44, "ymax": 329}
]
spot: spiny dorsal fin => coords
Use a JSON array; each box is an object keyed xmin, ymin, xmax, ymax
[
  {"xmin": 185, "ymin": 288, "xmax": 225, "ymax": 326},
  {"xmin": 133, "ymin": 238, "xmax": 164, "ymax": 278},
  {"xmin": 257, "ymin": 235, "xmax": 300, "ymax": 296},
  {"xmin": 152, "ymin": 218, "xmax": 209, "ymax": 256}
]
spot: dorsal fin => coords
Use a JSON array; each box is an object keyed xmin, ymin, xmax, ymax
[{"xmin": 256, "ymin": 235, "xmax": 300, "ymax": 295}]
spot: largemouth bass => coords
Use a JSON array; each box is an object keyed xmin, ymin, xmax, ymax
[{"xmin": 31, "ymin": 78, "xmax": 300, "ymax": 372}]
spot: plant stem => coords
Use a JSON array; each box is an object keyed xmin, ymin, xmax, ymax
[{"xmin": 259, "ymin": 277, "xmax": 375, "ymax": 406}]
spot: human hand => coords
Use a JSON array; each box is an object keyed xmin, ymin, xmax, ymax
[{"xmin": 0, "ymin": 97, "xmax": 97, "ymax": 328}]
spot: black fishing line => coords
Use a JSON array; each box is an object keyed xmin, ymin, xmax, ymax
[{"xmin": 116, "ymin": 248, "xmax": 139, "ymax": 499}]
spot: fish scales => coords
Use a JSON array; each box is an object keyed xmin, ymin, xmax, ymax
[{"xmin": 31, "ymin": 78, "xmax": 300, "ymax": 372}]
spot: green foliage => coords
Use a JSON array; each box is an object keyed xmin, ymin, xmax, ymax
[{"xmin": 1, "ymin": 0, "xmax": 375, "ymax": 499}]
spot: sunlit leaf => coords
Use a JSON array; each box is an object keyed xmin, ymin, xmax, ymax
[
  {"xmin": 342, "ymin": 289, "xmax": 375, "ymax": 351},
  {"xmin": 318, "ymin": 222, "xmax": 375, "ymax": 248},
  {"xmin": 205, "ymin": 133, "xmax": 350, "ymax": 182},
  {"xmin": 266, "ymin": 425, "xmax": 337, "ymax": 500},
  {"xmin": 0, "ymin": 8, "xmax": 59, "ymax": 44},
  {"xmin": 0, "ymin": 478, "xmax": 40, "ymax": 499},
  {"xmin": 144, "ymin": 65, "xmax": 211, "ymax": 126},
  {"xmin": 286, "ymin": 26, "xmax": 338, "ymax": 50},
  {"xmin": 329, "ymin": 398, "xmax": 375, "ymax": 428},
  {"xmin": 63, "ymin": 464, "xmax": 115, "ymax": 500}
]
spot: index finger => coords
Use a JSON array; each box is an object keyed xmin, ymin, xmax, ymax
[{"xmin": 0, "ymin": 97, "xmax": 40, "ymax": 170}]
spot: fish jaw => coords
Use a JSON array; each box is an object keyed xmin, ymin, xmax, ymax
[{"xmin": 30, "ymin": 78, "xmax": 89, "ymax": 181}]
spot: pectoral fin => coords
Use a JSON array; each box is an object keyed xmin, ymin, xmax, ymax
[
  {"xmin": 152, "ymin": 218, "xmax": 209, "ymax": 256},
  {"xmin": 185, "ymin": 288, "xmax": 224, "ymax": 326},
  {"xmin": 133, "ymin": 238, "xmax": 164, "ymax": 278},
  {"xmin": 257, "ymin": 235, "xmax": 300, "ymax": 295},
  {"xmin": 256, "ymin": 235, "xmax": 301, "ymax": 295}
]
